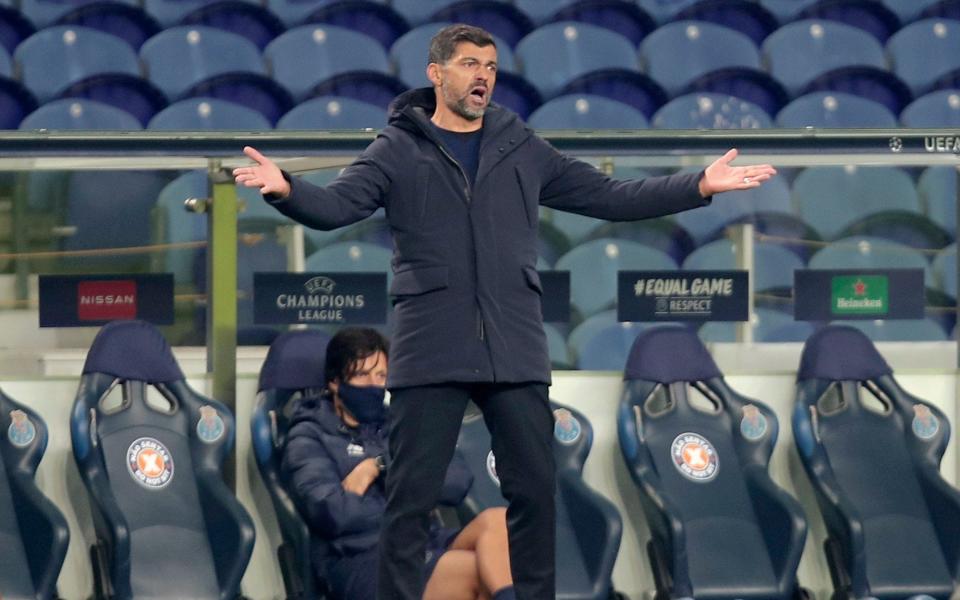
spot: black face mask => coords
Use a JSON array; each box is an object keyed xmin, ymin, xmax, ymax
[{"xmin": 338, "ymin": 383, "xmax": 387, "ymax": 425}]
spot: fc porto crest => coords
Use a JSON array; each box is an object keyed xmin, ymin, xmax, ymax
[
  {"xmin": 553, "ymin": 408, "xmax": 582, "ymax": 445},
  {"xmin": 486, "ymin": 450, "xmax": 500, "ymax": 487},
  {"xmin": 740, "ymin": 404, "xmax": 768, "ymax": 441},
  {"xmin": 671, "ymin": 432, "xmax": 719, "ymax": 483},
  {"xmin": 196, "ymin": 405, "xmax": 225, "ymax": 444},
  {"xmin": 912, "ymin": 404, "xmax": 940, "ymax": 440},
  {"xmin": 127, "ymin": 437, "xmax": 174, "ymax": 489},
  {"xmin": 7, "ymin": 410, "xmax": 36, "ymax": 448}
]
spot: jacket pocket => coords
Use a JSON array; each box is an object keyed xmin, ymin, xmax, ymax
[
  {"xmin": 389, "ymin": 265, "xmax": 449, "ymax": 297},
  {"xmin": 515, "ymin": 165, "xmax": 539, "ymax": 228},
  {"xmin": 522, "ymin": 265, "xmax": 542, "ymax": 295}
]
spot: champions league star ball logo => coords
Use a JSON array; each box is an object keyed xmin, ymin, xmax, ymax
[
  {"xmin": 671, "ymin": 432, "xmax": 719, "ymax": 482},
  {"xmin": 889, "ymin": 137, "xmax": 903, "ymax": 153},
  {"xmin": 127, "ymin": 437, "xmax": 174, "ymax": 489}
]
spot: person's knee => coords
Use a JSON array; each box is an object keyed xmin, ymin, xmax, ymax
[{"xmin": 477, "ymin": 507, "xmax": 507, "ymax": 533}]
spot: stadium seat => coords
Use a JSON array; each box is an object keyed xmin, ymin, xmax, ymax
[
  {"xmin": 488, "ymin": 70, "xmax": 542, "ymax": 119},
  {"xmin": 541, "ymin": 207, "xmax": 604, "ymax": 246},
  {"xmin": 618, "ymin": 327, "xmax": 807, "ymax": 599},
  {"xmin": 808, "ymin": 236, "xmax": 933, "ymax": 289},
  {"xmin": 303, "ymin": 0, "xmax": 409, "ymax": 49},
  {"xmin": 55, "ymin": 2, "xmax": 161, "ymax": 50},
  {"xmin": 759, "ymin": 0, "xmax": 819, "ymax": 21},
  {"xmin": 762, "ymin": 20, "xmax": 886, "ymax": 95},
  {"xmin": 178, "ymin": 0, "xmax": 286, "ymax": 49},
  {"xmin": 549, "ymin": 0, "xmax": 657, "ymax": 45},
  {"xmin": 652, "ymin": 93, "xmax": 772, "ymax": 129},
  {"xmin": 0, "ymin": 4, "xmax": 35, "ymax": 54},
  {"xmin": 251, "ymin": 329, "xmax": 332, "ymax": 600},
  {"xmin": 555, "ymin": 238, "xmax": 678, "ymax": 317},
  {"xmin": 933, "ymin": 243, "xmax": 956, "ymax": 299},
  {"xmin": 390, "ymin": 22, "xmax": 515, "ymax": 89},
  {"xmin": 639, "ymin": 20, "xmax": 761, "ymax": 96},
  {"xmin": 544, "ymin": 322, "xmax": 572, "ymax": 368},
  {"xmin": 19, "ymin": 98, "xmax": 140, "ymax": 129},
  {"xmin": 0, "ymin": 389, "xmax": 70, "ymax": 600},
  {"xmin": 20, "ymin": 0, "xmax": 137, "ymax": 28},
  {"xmin": 71, "ymin": 320, "xmax": 255, "ymax": 600},
  {"xmin": 901, "ymin": 89, "xmax": 960, "ymax": 126},
  {"xmin": 456, "ymin": 401, "xmax": 622, "ymax": 599},
  {"xmin": 919, "ymin": 165, "xmax": 958, "ymax": 236},
  {"xmin": 682, "ymin": 238, "xmax": 805, "ymax": 292},
  {"xmin": 793, "ymin": 325, "xmax": 960, "ymax": 597},
  {"xmin": 882, "ymin": 0, "xmax": 943, "ymax": 23},
  {"xmin": 636, "ymin": 0, "xmax": 699, "ymax": 23},
  {"xmin": 887, "ymin": 19, "xmax": 960, "ymax": 95},
  {"xmin": 0, "ymin": 78, "xmax": 38, "ymax": 129},
  {"xmin": 515, "ymin": 21, "xmax": 637, "ymax": 98},
  {"xmin": 793, "ymin": 166, "xmax": 921, "ymax": 240},
  {"xmin": 305, "ymin": 240, "xmax": 393, "ymax": 284},
  {"xmin": 800, "ymin": 65, "xmax": 913, "ymax": 115},
  {"xmin": 683, "ymin": 67, "xmax": 789, "ymax": 118},
  {"xmin": 586, "ymin": 218, "xmax": 695, "ymax": 266},
  {"xmin": 391, "ymin": 0, "xmax": 460, "ymax": 26},
  {"xmin": 277, "ymin": 95, "xmax": 385, "ymax": 129},
  {"xmin": 836, "ymin": 211, "xmax": 951, "ymax": 252},
  {"xmin": 528, "ymin": 94, "xmax": 647, "ymax": 129},
  {"xmin": 776, "ymin": 91, "xmax": 898, "ymax": 128},
  {"xmin": 833, "ymin": 318, "xmax": 949, "ymax": 341},
  {"xmin": 797, "ymin": 0, "xmax": 902, "ymax": 42},
  {"xmin": 142, "ymin": 0, "xmax": 262, "ymax": 28},
  {"xmin": 428, "ymin": 0, "xmax": 534, "ymax": 47},
  {"xmin": 148, "ymin": 97, "xmax": 272, "ymax": 129},
  {"xmin": 674, "ymin": 0, "xmax": 779, "ymax": 46},
  {"xmin": 559, "ymin": 68, "xmax": 667, "ymax": 119},
  {"xmin": 922, "ymin": 0, "xmax": 960, "ymax": 18},
  {"xmin": 698, "ymin": 307, "xmax": 816, "ymax": 342}
]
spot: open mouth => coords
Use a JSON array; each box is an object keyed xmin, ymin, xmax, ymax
[{"xmin": 469, "ymin": 86, "xmax": 487, "ymax": 102}]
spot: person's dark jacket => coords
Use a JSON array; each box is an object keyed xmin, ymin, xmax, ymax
[
  {"xmin": 268, "ymin": 88, "xmax": 711, "ymax": 388},
  {"xmin": 281, "ymin": 395, "xmax": 472, "ymax": 558}
]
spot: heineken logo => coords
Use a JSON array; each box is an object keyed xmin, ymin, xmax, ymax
[{"xmin": 831, "ymin": 275, "xmax": 888, "ymax": 315}]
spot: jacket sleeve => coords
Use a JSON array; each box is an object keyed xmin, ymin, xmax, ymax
[
  {"xmin": 281, "ymin": 422, "xmax": 385, "ymax": 538},
  {"xmin": 535, "ymin": 137, "xmax": 711, "ymax": 221},
  {"xmin": 437, "ymin": 449, "xmax": 474, "ymax": 506},
  {"xmin": 265, "ymin": 134, "xmax": 393, "ymax": 230}
]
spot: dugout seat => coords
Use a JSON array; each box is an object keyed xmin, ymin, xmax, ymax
[
  {"xmin": 251, "ymin": 329, "xmax": 332, "ymax": 600},
  {"xmin": 70, "ymin": 320, "xmax": 255, "ymax": 600},
  {"xmin": 456, "ymin": 400, "xmax": 622, "ymax": 599},
  {"xmin": 618, "ymin": 326, "xmax": 807, "ymax": 599},
  {"xmin": 0, "ymin": 388, "xmax": 70, "ymax": 600},
  {"xmin": 793, "ymin": 325, "xmax": 960, "ymax": 599}
]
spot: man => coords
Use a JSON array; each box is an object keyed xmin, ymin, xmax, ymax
[{"xmin": 234, "ymin": 24, "xmax": 775, "ymax": 600}]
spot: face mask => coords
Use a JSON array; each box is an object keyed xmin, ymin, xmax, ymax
[{"xmin": 338, "ymin": 383, "xmax": 387, "ymax": 425}]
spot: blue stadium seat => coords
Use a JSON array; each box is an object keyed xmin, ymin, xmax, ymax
[
  {"xmin": 776, "ymin": 91, "xmax": 898, "ymax": 128},
  {"xmin": 882, "ymin": 0, "xmax": 943, "ymax": 23},
  {"xmin": 636, "ymin": 0, "xmax": 700, "ymax": 23},
  {"xmin": 933, "ymin": 243, "xmax": 956, "ymax": 299},
  {"xmin": 0, "ymin": 77, "xmax": 38, "ymax": 129},
  {"xmin": 887, "ymin": 19, "xmax": 960, "ymax": 95},
  {"xmin": 305, "ymin": 240, "xmax": 393, "ymax": 284},
  {"xmin": 797, "ymin": 0, "xmax": 902, "ymax": 42},
  {"xmin": 391, "ymin": 0, "xmax": 460, "ymax": 26},
  {"xmin": 652, "ymin": 92, "xmax": 772, "ymax": 128},
  {"xmin": 833, "ymin": 318, "xmax": 949, "ymax": 341},
  {"xmin": 178, "ymin": 0, "xmax": 286, "ymax": 49},
  {"xmin": 142, "ymin": 0, "xmax": 262, "ymax": 28},
  {"xmin": 263, "ymin": 25, "xmax": 390, "ymax": 100},
  {"xmin": 457, "ymin": 401, "xmax": 623, "ymax": 598},
  {"xmin": 20, "ymin": 98, "xmax": 140, "ymax": 129},
  {"xmin": 559, "ymin": 68, "xmax": 667, "ymax": 119},
  {"xmin": 252, "ymin": 329, "xmax": 332, "ymax": 599},
  {"xmin": 639, "ymin": 21, "xmax": 761, "ymax": 96},
  {"xmin": 762, "ymin": 20, "xmax": 886, "ymax": 95},
  {"xmin": 759, "ymin": 0, "xmax": 819, "ymax": 21},
  {"xmin": 0, "ymin": 4, "xmax": 35, "ymax": 54},
  {"xmin": 0, "ymin": 389, "xmax": 70, "ymax": 600},
  {"xmin": 55, "ymin": 2, "xmax": 161, "ymax": 50},
  {"xmin": 303, "ymin": 0, "xmax": 409, "ymax": 49},
  {"xmin": 674, "ymin": 0, "xmax": 779, "ymax": 46},
  {"xmin": 901, "ymin": 89, "xmax": 960, "ymax": 126},
  {"xmin": 793, "ymin": 166, "xmax": 921, "ymax": 240},
  {"xmin": 330, "ymin": 213, "xmax": 393, "ymax": 251},
  {"xmin": 489, "ymin": 70, "xmax": 542, "ymax": 119},
  {"xmin": 682, "ymin": 237, "xmax": 804, "ymax": 292},
  {"xmin": 585, "ymin": 217, "xmax": 695, "ymax": 266},
  {"xmin": 390, "ymin": 22, "xmax": 515, "ymax": 89},
  {"xmin": 549, "ymin": 0, "xmax": 657, "ymax": 45},
  {"xmin": 801, "ymin": 65, "xmax": 913, "ymax": 115},
  {"xmin": 921, "ymin": 0, "xmax": 960, "ymax": 18},
  {"xmin": 699, "ymin": 307, "xmax": 816, "ymax": 342},
  {"xmin": 307, "ymin": 70, "xmax": 407, "ymax": 110},
  {"xmin": 20, "ymin": 0, "xmax": 138, "ymax": 28},
  {"xmin": 528, "ymin": 94, "xmax": 647, "ymax": 129},
  {"xmin": 618, "ymin": 327, "xmax": 807, "ymax": 599},
  {"xmin": 556, "ymin": 238, "xmax": 678, "ymax": 317},
  {"xmin": 541, "ymin": 206, "xmax": 604, "ymax": 247},
  {"xmin": 919, "ymin": 165, "xmax": 957, "ymax": 236},
  {"xmin": 428, "ymin": 0, "xmax": 534, "ymax": 47},
  {"xmin": 277, "ymin": 95, "xmax": 385, "ymax": 129},
  {"xmin": 683, "ymin": 66, "xmax": 789, "ymax": 118},
  {"xmin": 809, "ymin": 236, "xmax": 933, "ymax": 288},
  {"xmin": 837, "ymin": 211, "xmax": 951, "ymax": 252},
  {"xmin": 515, "ymin": 21, "xmax": 636, "ymax": 98},
  {"xmin": 71, "ymin": 320, "xmax": 255, "ymax": 600},
  {"xmin": 266, "ymin": 0, "xmax": 345, "ymax": 28},
  {"xmin": 793, "ymin": 325, "xmax": 960, "ymax": 596},
  {"xmin": 148, "ymin": 97, "xmax": 271, "ymax": 129}
]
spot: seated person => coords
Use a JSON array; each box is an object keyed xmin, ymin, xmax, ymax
[{"xmin": 282, "ymin": 327, "xmax": 516, "ymax": 600}]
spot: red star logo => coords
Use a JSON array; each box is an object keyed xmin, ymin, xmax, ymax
[{"xmin": 853, "ymin": 279, "xmax": 867, "ymax": 295}]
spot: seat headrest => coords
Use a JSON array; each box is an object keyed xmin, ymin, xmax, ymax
[
  {"xmin": 82, "ymin": 320, "xmax": 183, "ymax": 383},
  {"xmin": 258, "ymin": 330, "xmax": 330, "ymax": 392},
  {"xmin": 798, "ymin": 325, "xmax": 892, "ymax": 382},
  {"xmin": 624, "ymin": 326, "xmax": 721, "ymax": 383}
]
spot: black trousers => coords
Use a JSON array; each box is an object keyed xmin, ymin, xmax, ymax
[{"xmin": 376, "ymin": 382, "xmax": 556, "ymax": 600}]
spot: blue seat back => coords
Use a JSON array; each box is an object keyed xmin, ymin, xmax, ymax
[
  {"xmin": 528, "ymin": 94, "xmax": 647, "ymax": 129},
  {"xmin": 682, "ymin": 238, "xmax": 804, "ymax": 292},
  {"xmin": 652, "ymin": 92, "xmax": 772, "ymax": 128},
  {"xmin": 1, "ymin": 389, "xmax": 69, "ymax": 600},
  {"xmin": 0, "ymin": 77, "xmax": 37, "ymax": 129},
  {"xmin": 550, "ymin": 0, "xmax": 657, "ymax": 45},
  {"xmin": 887, "ymin": 19, "xmax": 960, "ymax": 94},
  {"xmin": 809, "ymin": 235, "xmax": 933, "ymax": 287},
  {"xmin": 674, "ymin": 172, "xmax": 791, "ymax": 244},
  {"xmin": 71, "ymin": 320, "xmax": 254, "ymax": 600},
  {"xmin": 618, "ymin": 326, "xmax": 806, "ymax": 599},
  {"xmin": 793, "ymin": 325, "xmax": 959, "ymax": 599},
  {"xmin": 901, "ymin": 89, "xmax": 960, "ymax": 127},
  {"xmin": 148, "ymin": 97, "xmax": 271, "ymax": 129},
  {"xmin": 776, "ymin": 91, "xmax": 898, "ymax": 128},
  {"xmin": 277, "ymin": 96, "xmax": 386, "ymax": 129},
  {"xmin": 20, "ymin": 98, "xmax": 140, "ymax": 129},
  {"xmin": 429, "ymin": 0, "xmax": 535, "ymax": 47}
]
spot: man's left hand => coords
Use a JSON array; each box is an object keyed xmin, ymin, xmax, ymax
[{"xmin": 699, "ymin": 148, "xmax": 776, "ymax": 197}]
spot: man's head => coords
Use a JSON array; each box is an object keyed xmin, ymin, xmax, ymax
[
  {"xmin": 324, "ymin": 327, "xmax": 389, "ymax": 426},
  {"xmin": 426, "ymin": 24, "xmax": 498, "ymax": 125}
]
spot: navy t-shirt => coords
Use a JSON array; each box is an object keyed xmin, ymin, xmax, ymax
[{"xmin": 430, "ymin": 123, "xmax": 483, "ymax": 188}]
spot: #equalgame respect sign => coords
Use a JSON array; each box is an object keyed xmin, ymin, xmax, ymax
[
  {"xmin": 39, "ymin": 274, "xmax": 174, "ymax": 327},
  {"xmin": 794, "ymin": 269, "xmax": 924, "ymax": 321},
  {"xmin": 617, "ymin": 270, "xmax": 749, "ymax": 322}
]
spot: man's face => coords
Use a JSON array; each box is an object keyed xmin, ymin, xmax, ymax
[{"xmin": 432, "ymin": 42, "xmax": 498, "ymax": 120}]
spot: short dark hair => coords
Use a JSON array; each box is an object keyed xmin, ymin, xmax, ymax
[
  {"xmin": 428, "ymin": 23, "xmax": 496, "ymax": 65},
  {"xmin": 324, "ymin": 327, "xmax": 389, "ymax": 385}
]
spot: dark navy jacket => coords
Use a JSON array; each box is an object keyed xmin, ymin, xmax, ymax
[
  {"xmin": 281, "ymin": 396, "xmax": 472, "ymax": 558},
  {"xmin": 269, "ymin": 88, "xmax": 710, "ymax": 388}
]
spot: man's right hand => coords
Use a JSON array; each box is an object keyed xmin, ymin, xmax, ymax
[
  {"xmin": 232, "ymin": 146, "xmax": 291, "ymax": 198},
  {"xmin": 341, "ymin": 458, "xmax": 380, "ymax": 496}
]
